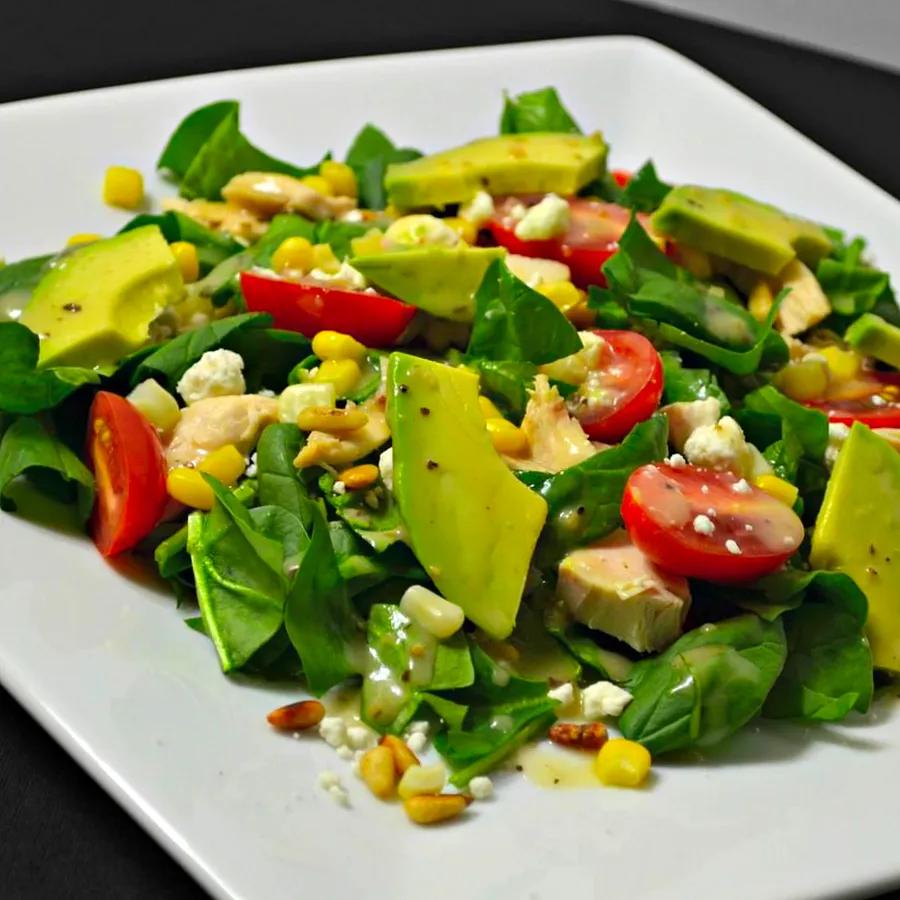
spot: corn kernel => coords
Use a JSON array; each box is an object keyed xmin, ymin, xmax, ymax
[
  {"xmin": 312, "ymin": 330, "xmax": 366, "ymax": 362},
  {"xmin": 594, "ymin": 738, "xmax": 651, "ymax": 788},
  {"xmin": 443, "ymin": 216, "xmax": 478, "ymax": 244},
  {"xmin": 313, "ymin": 358, "xmax": 362, "ymax": 396},
  {"xmin": 278, "ymin": 383, "xmax": 336, "ymax": 423},
  {"xmin": 400, "ymin": 585, "xmax": 465, "ymax": 639},
  {"xmin": 338, "ymin": 464, "xmax": 379, "ymax": 491},
  {"xmin": 198, "ymin": 444, "xmax": 246, "ymax": 486},
  {"xmin": 397, "ymin": 763, "xmax": 447, "ymax": 800},
  {"xmin": 676, "ymin": 245, "xmax": 713, "ymax": 280},
  {"xmin": 775, "ymin": 358, "xmax": 829, "ymax": 402},
  {"xmin": 754, "ymin": 474, "xmax": 799, "ymax": 507},
  {"xmin": 66, "ymin": 233, "xmax": 103, "ymax": 247},
  {"xmin": 300, "ymin": 174, "xmax": 334, "ymax": 197},
  {"xmin": 271, "ymin": 236, "xmax": 314, "ymax": 274},
  {"xmin": 748, "ymin": 280, "xmax": 775, "ymax": 323},
  {"xmin": 485, "ymin": 417, "xmax": 529, "ymax": 456},
  {"xmin": 297, "ymin": 405, "xmax": 368, "ymax": 433},
  {"xmin": 478, "ymin": 395, "xmax": 503, "ymax": 420},
  {"xmin": 538, "ymin": 280, "xmax": 582, "ymax": 315},
  {"xmin": 311, "ymin": 243, "xmax": 340, "ymax": 273},
  {"xmin": 167, "ymin": 467, "xmax": 215, "ymax": 510},
  {"xmin": 350, "ymin": 229, "xmax": 385, "ymax": 257},
  {"xmin": 127, "ymin": 379, "xmax": 181, "ymax": 434},
  {"xmin": 103, "ymin": 165, "xmax": 144, "ymax": 210},
  {"xmin": 169, "ymin": 241, "xmax": 199, "ymax": 283},
  {"xmin": 319, "ymin": 160, "xmax": 358, "ymax": 198},
  {"xmin": 819, "ymin": 346, "xmax": 862, "ymax": 382}
]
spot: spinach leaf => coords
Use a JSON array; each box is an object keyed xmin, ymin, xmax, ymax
[
  {"xmin": 345, "ymin": 124, "xmax": 422, "ymax": 210},
  {"xmin": 546, "ymin": 620, "xmax": 635, "ymax": 683},
  {"xmin": 361, "ymin": 603, "xmax": 474, "ymax": 733},
  {"xmin": 619, "ymin": 160, "xmax": 672, "ymax": 213},
  {"xmin": 312, "ymin": 219, "xmax": 371, "ymax": 261},
  {"xmin": 255, "ymin": 423, "xmax": 319, "ymax": 531},
  {"xmin": 187, "ymin": 478, "xmax": 288, "ymax": 672},
  {"xmin": 467, "ymin": 259, "xmax": 581, "ymax": 365},
  {"xmin": 319, "ymin": 471, "xmax": 403, "ymax": 551},
  {"xmin": 465, "ymin": 358, "xmax": 537, "ymax": 420},
  {"xmin": 0, "ymin": 322, "xmax": 99, "ymax": 414},
  {"xmin": 228, "ymin": 328, "xmax": 310, "ymax": 393},
  {"xmin": 0, "ymin": 254, "xmax": 53, "ymax": 301},
  {"xmin": 499, "ymin": 87, "xmax": 581, "ymax": 134},
  {"xmin": 519, "ymin": 415, "xmax": 668, "ymax": 564},
  {"xmin": 120, "ymin": 210, "xmax": 242, "ymax": 274},
  {"xmin": 129, "ymin": 312, "xmax": 270, "ymax": 391},
  {"xmin": 660, "ymin": 350, "xmax": 730, "ymax": 411},
  {"xmin": 158, "ymin": 100, "xmax": 238, "ymax": 178},
  {"xmin": 284, "ymin": 504, "xmax": 363, "ymax": 695},
  {"xmin": 619, "ymin": 615, "xmax": 787, "ymax": 754},
  {"xmin": 0, "ymin": 416, "xmax": 94, "ymax": 522}
]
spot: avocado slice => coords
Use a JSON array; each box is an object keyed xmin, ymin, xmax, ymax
[
  {"xmin": 21, "ymin": 226, "xmax": 183, "ymax": 368},
  {"xmin": 386, "ymin": 353, "xmax": 547, "ymax": 638},
  {"xmin": 845, "ymin": 313, "xmax": 900, "ymax": 369},
  {"xmin": 651, "ymin": 186, "xmax": 832, "ymax": 275},
  {"xmin": 384, "ymin": 132, "xmax": 607, "ymax": 208},
  {"xmin": 351, "ymin": 246, "xmax": 505, "ymax": 322},
  {"xmin": 810, "ymin": 423, "xmax": 900, "ymax": 671}
]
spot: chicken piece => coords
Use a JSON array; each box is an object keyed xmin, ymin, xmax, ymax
[
  {"xmin": 221, "ymin": 172, "xmax": 355, "ymax": 221},
  {"xmin": 504, "ymin": 375, "xmax": 596, "ymax": 473},
  {"xmin": 165, "ymin": 394, "xmax": 278, "ymax": 469},
  {"xmin": 294, "ymin": 397, "xmax": 390, "ymax": 469},
  {"xmin": 556, "ymin": 530, "xmax": 691, "ymax": 653},
  {"xmin": 162, "ymin": 197, "xmax": 266, "ymax": 244},
  {"xmin": 747, "ymin": 259, "xmax": 831, "ymax": 337},
  {"xmin": 661, "ymin": 397, "xmax": 721, "ymax": 451}
]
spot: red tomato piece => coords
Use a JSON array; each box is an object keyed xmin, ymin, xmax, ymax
[
  {"xmin": 240, "ymin": 271, "xmax": 416, "ymax": 347},
  {"xmin": 87, "ymin": 391, "xmax": 168, "ymax": 557},
  {"xmin": 487, "ymin": 197, "xmax": 656, "ymax": 287},
  {"xmin": 572, "ymin": 330, "xmax": 663, "ymax": 443},
  {"xmin": 620, "ymin": 463, "xmax": 805, "ymax": 584},
  {"xmin": 806, "ymin": 371, "xmax": 900, "ymax": 427},
  {"xmin": 610, "ymin": 169, "xmax": 632, "ymax": 188}
]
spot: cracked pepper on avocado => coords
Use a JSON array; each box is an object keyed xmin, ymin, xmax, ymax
[{"xmin": 2, "ymin": 87, "xmax": 900, "ymax": 820}]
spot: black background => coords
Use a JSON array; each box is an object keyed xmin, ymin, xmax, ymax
[{"xmin": 1, "ymin": 2, "xmax": 899, "ymax": 898}]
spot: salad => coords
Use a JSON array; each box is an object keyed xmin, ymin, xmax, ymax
[{"xmin": 2, "ymin": 86, "xmax": 899, "ymax": 825}]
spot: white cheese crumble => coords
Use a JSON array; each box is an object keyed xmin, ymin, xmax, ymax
[
  {"xmin": 468, "ymin": 776, "xmax": 495, "ymax": 801},
  {"xmin": 245, "ymin": 451, "xmax": 258, "ymax": 478},
  {"xmin": 731, "ymin": 478, "xmax": 752, "ymax": 494},
  {"xmin": 700, "ymin": 484, "xmax": 710, "ymax": 495},
  {"xmin": 825, "ymin": 422, "xmax": 851, "ymax": 468},
  {"xmin": 332, "ymin": 480, "xmax": 347, "ymax": 495},
  {"xmin": 335, "ymin": 745, "xmax": 354, "ymax": 761},
  {"xmin": 582, "ymin": 681, "xmax": 633, "ymax": 719},
  {"xmin": 684, "ymin": 416, "xmax": 752, "ymax": 475},
  {"xmin": 513, "ymin": 193, "xmax": 570, "ymax": 241},
  {"xmin": 693, "ymin": 514, "xmax": 716, "ymax": 535},
  {"xmin": 308, "ymin": 260, "xmax": 367, "ymax": 290},
  {"xmin": 346, "ymin": 725, "xmax": 377, "ymax": 751},
  {"xmin": 725, "ymin": 539, "xmax": 742, "ymax": 555},
  {"xmin": 176, "ymin": 349, "xmax": 246, "ymax": 405},
  {"xmin": 459, "ymin": 190, "xmax": 495, "ymax": 226},
  {"xmin": 666, "ymin": 453, "xmax": 687, "ymax": 468},
  {"xmin": 318, "ymin": 716, "xmax": 347, "ymax": 748},
  {"xmin": 406, "ymin": 720, "xmax": 430, "ymax": 736},
  {"xmin": 547, "ymin": 682, "xmax": 575, "ymax": 706},
  {"xmin": 378, "ymin": 447, "xmax": 394, "ymax": 492},
  {"xmin": 318, "ymin": 770, "xmax": 350, "ymax": 807},
  {"xmin": 662, "ymin": 398, "xmax": 721, "ymax": 451}
]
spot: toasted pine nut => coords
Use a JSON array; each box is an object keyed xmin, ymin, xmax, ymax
[
  {"xmin": 403, "ymin": 793, "xmax": 471, "ymax": 825},
  {"xmin": 380, "ymin": 734, "xmax": 419, "ymax": 775},
  {"xmin": 359, "ymin": 745, "xmax": 397, "ymax": 800},
  {"xmin": 266, "ymin": 699, "xmax": 325, "ymax": 731},
  {"xmin": 548, "ymin": 721, "xmax": 608, "ymax": 751},
  {"xmin": 339, "ymin": 463, "xmax": 379, "ymax": 491},
  {"xmin": 297, "ymin": 405, "xmax": 368, "ymax": 433}
]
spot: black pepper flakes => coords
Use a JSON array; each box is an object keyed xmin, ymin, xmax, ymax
[
  {"xmin": 576, "ymin": 506, "xmax": 586, "ymax": 516},
  {"xmin": 426, "ymin": 459, "xmax": 439, "ymax": 470},
  {"xmin": 866, "ymin": 566, "xmax": 879, "ymax": 577},
  {"xmin": 398, "ymin": 384, "xmax": 409, "ymax": 394},
  {"xmin": 62, "ymin": 303, "xmax": 82, "ymax": 313},
  {"xmin": 869, "ymin": 544, "xmax": 877, "ymax": 555},
  {"xmin": 420, "ymin": 407, "xmax": 431, "ymax": 416}
]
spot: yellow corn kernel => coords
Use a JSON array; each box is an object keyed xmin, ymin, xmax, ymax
[
  {"xmin": 397, "ymin": 763, "xmax": 447, "ymax": 800},
  {"xmin": 297, "ymin": 405, "xmax": 368, "ymax": 433},
  {"xmin": 319, "ymin": 160, "xmax": 358, "ymax": 198},
  {"xmin": 272, "ymin": 236, "xmax": 314, "ymax": 274},
  {"xmin": 819, "ymin": 346, "xmax": 862, "ymax": 382},
  {"xmin": 338, "ymin": 463, "xmax": 379, "ymax": 490},
  {"xmin": 566, "ymin": 297, "xmax": 595, "ymax": 329},
  {"xmin": 166, "ymin": 467, "xmax": 215, "ymax": 510},
  {"xmin": 594, "ymin": 738, "xmax": 652, "ymax": 788},
  {"xmin": 198, "ymin": 444, "xmax": 246, "ymax": 486},
  {"xmin": 538, "ymin": 280, "xmax": 582, "ymax": 315},
  {"xmin": 312, "ymin": 330, "xmax": 366, "ymax": 362},
  {"xmin": 313, "ymin": 358, "xmax": 362, "ymax": 396},
  {"xmin": 169, "ymin": 241, "xmax": 199, "ymax": 283},
  {"xmin": 478, "ymin": 395, "xmax": 503, "ymax": 420},
  {"xmin": 775, "ymin": 358, "xmax": 829, "ymax": 402},
  {"xmin": 399, "ymin": 585, "xmax": 465, "ymax": 639},
  {"xmin": 350, "ymin": 228, "xmax": 385, "ymax": 257},
  {"xmin": 66, "ymin": 233, "xmax": 103, "ymax": 247},
  {"xmin": 485, "ymin": 417, "xmax": 529, "ymax": 456},
  {"xmin": 103, "ymin": 165, "xmax": 144, "ymax": 210},
  {"xmin": 300, "ymin": 174, "xmax": 334, "ymax": 197},
  {"xmin": 443, "ymin": 216, "xmax": 478, "ymax": 244},
  {"xmin": 311, "ymin": 242, "xmax": 340, "ymax": 273},
  {"xmin": 748, "ymin": 280, "xmax": 775, "ymax": 323},
  {"xmin": 676, "ymin": 245, "xmax": 713, "ymax": 280},
  {"xmin": 754, "ymin": 474, "xmax": 799, "ymax": 507}
]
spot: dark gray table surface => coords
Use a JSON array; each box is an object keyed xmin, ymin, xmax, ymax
[{"xmin": 1, "ymin": 2, "xmax": 899, "ymax": 898}]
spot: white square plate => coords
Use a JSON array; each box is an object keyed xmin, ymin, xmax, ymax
[{"xmin": 1, "ymin": 36, "xmax": 899, "ymax": 900}]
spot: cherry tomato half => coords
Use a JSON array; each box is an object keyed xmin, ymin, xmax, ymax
[
  {"xmin": 621, "ymin": 463, "xmax": 805, "ymax": 583},
  {"xmin": 806, "ymin": 372, "xmax": 900, "ymax": 427},
  {"xmin": 87, "ymin": 391, "xmax": 168, "ymax": 557},
  {"xmin": 572, "ymin": 330, "xmax": 663, "ymax": 443},
  {"xmin": 610, "ymin": 170, "xmax": 632, "ymax": 188},
  {"xmin": 487, "ymin": 197, "xmax": 656, "ymax": 287},
  {"xmin": 240, "ymin": 271, "xmax": 416, "ymax": 347}
]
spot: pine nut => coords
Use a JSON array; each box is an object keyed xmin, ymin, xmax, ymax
[
  {"xmin": 297, "ymin": 405, "xmax": 368, "ymax": 433},
  {"xmin": 380, "ymin": 734, "xmax": 419, "ymax": 775},
  {"xmin": 397, "ymin": 763, "xmax": 446, "ymax": 800},
  {"xmin": 359, "ymin": 745, "xmax": 397, "ymax": 800},
  {"xmin": 403, "ymin": 793, "xmax": 471, "ymax": 825},
  {"xmin": 266, "ymin": 699, "xmax": 325, "ymax": 731}
]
